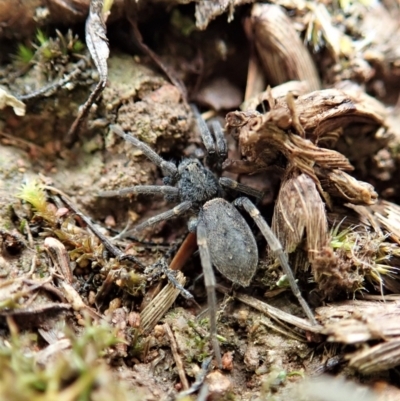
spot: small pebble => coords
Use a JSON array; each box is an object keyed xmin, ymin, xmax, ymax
[{"xmin": 206, "ymin": 371, "xmax": 232, "ymax": 397}]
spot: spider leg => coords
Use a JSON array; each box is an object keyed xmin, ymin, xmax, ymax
[
  {"xmin": 98, "ymin": 185, "xmax": 179, "ymax": 198},
  {"xmin": 219, "ymin": 177, "xmax": 263, "ymax": 200},
  {"xmin": 57, "ymin": 193, "xmax": 144, "ymax": 268},
  {"xmin": 146, "ymin": 258, "xmax": 194, "ymax": 300},
  {"xmin": 124, "ymin": 201, "xmax": 192, "ymax": 235},
  {"xmin": 110, "ymin": 125, "xmax": 177, "ymax": 177},
  {"xmin": 191, "ymin": 105, "xmax": 227, "ymax": 171},
  {"xmin": 210, "ymin": 120, "xmax": 227, "ymax": 162},
  {"xmin": 234, "ymin": 197, "xmax": 317, "ymax": 325},
  {"xmin": 191, "ymin": 104, "xmax": 216, "ymax": 157},
  {"xmin": 197, "ymin": 220, "xmax": 223, "ymax": 369}
]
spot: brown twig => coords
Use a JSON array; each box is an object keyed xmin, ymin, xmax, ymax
[
  {"xmin": 128, "ymin": 16, "xmax": 187, "ymax": 101},
  {"xmin": 169, "ymin": 232, "xmax": 197, "ymax": 271},
  {"xmin": 42, "ymin": 185, "xmax": 144, "ymax": 268},
  {"xmin": 164, "ymin": 322, "xmax": 189, "ymax": 390}
]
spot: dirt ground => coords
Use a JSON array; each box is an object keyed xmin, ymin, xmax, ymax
[{"xmin": 1, "ymin": 1, "xmax": 400, "ymax": 400}]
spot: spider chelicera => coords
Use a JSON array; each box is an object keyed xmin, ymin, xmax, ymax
[{"xmin": 100, "ymin": 105, "xmax": 317, "ymax": 367}]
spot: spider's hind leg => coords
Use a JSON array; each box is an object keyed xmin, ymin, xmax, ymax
[
  {"xmin": 234, "ymin": 196, "xmax": 318, "ymax": 325},
  {"xmin": 210, "ymin": 120, "xmax": 227, "ymax": 165},
  {"xmin": 196, "ymin": 220, "xmax": 223, "ymax": 369}
]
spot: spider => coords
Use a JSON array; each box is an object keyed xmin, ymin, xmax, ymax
[{"xmin": 100, "ymin": 106, "xmax": 317, "ymax": 367}]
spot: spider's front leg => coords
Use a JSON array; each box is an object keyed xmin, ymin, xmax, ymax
[
  {"xmin": 196, "ymin": 220, "xmax": 223, "ymax": 369},
  {"xmin": 191, "ymin": 105, "xmax": 227, "ymax": 172},
  {"xmin": 234, "ymin": 197, "xmax": 318, "ymax": 325},
  {"xmin": 123, "ymin": 201, "xmax": 193, "ymax": 236},
  {"xmin": 219, "ymin": 177, "xmax": 264, "ymax": 200},
  {"xmin": 100, "ymin": 126, "xmax": 179, "ymax": 199},
  {"xmin": 110, "ymin": 125, "xmax": 177, "ymax": 177},
  {"xmin": 98, "ymin": 185, "xmax": 179, "ymax": 198}
]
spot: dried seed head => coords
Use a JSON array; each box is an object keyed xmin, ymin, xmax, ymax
[
  {"xmin": 251, "ymin": 4, "xmax": 320, "ymax": 92},
  {"xmin": 318, "ymin": 169, "xmax": 378, "ymax": 205},
  {"xmin": 312, "ymin": 221, "xmax": 399, "ymax": 299}
]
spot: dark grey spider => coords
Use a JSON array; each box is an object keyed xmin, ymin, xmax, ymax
[{"xmin": 100, "ymin": 106, "xmax": 317, "ymax": 367}]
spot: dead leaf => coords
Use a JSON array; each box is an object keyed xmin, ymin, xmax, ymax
[
  {"xmin": 66, "ymin": 0, "xmax": 110, "ymax": 143},
  {"xmin": 0, "ymin": 87, "xmax": 26, "ymax": 116}
]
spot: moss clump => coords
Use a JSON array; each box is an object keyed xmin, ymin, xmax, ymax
[
  {"xmin": 16, "ymin": 180, "xmax": 57, "ymax": 224},
  {"xmin": 0, "ymin": 319, "xmax": 141, "ymax": 401}
]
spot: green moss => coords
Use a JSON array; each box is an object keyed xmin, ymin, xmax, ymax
[
  {"xmin": 170, "ymin": 9, "xmax": 196, "ymax": 37},
  {"xmin": 16, "ymin": 180, "xmax": 56, "ymax": 224},
  {"xmin": 15, "ymin": 44, "xmax": 34, "ymax": 66},
  {"xmin": 13, "ymin": 28, "xmax": 86, "ymax": 74},
  {"xmin": 0, "ymin": 319, "xmax": 141, "ymax": 401}
]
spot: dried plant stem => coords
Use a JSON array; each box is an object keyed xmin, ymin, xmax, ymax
[
  {"xmin": 164, "ymin": 323, "xmax": 189, "ymax": 390},
  {"xmin": 140, "ymin": 271, "xmax": 186, "ymax": 334},
  {"xmin": 217, "ymin": 286, "xmax": 322, "ymax": 333}
]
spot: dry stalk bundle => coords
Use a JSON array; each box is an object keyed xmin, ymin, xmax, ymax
[
  {"xmin": 317, "ymin": 300, "xmax": 400, "ymax": 373},
  {"xmin": 140, "ymin": 271, "xmax": 186, "ymax": 334},
  {"xmin": 371, "ymin": 201, "xmax": 400, "ymax": 241},
  {"xmin": 225, "ymin": 86, "xmax": 393, "ymax": 297},
  {"xmin": 226, "ymin": 87, "xmax": 388, "ymax": 206}
]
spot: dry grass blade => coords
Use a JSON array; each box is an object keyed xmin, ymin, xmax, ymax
[
  {"xmin": 0, "ymin": 303, "xmax": 71, "ymax": 317},
  {"xmin": 319, "ymin": 301, "xmax": 400, "ymax": 343},
  {"xmin": 275, "ymin": 88, "xmax": 388, "ymax": 143},
  {"xmin": 315, "ymin": 300, "xmax": 400, "ymax": 374},
  {"xmin": 164, "ymin": 323, "xmax": 189, "ymax": 390},
  {"xmin": 35, "ymin": 338, "xmax": 72, "ymax": 366},
  {"xmin": 0, "ymin": 87, "xmax": 25, "ymax": 116},
  {"xmin": 335, "ymin": 204, "xmax": 382, "ymax": 233},
  {"xmin": 324, "ymin": 318, "xmax": 400, "ymax": 344},
  {"xmin": 317, "ymin": 168, "xmax": 378, "ymax": 205},
  {"xmin": 288, "ymin": 134, "xmax": 353, "ymax": 171},
  {"xmin": 58, "ymin": 281, "xmax": 101, "ymax": 321},
  {"xmin": 349, "ymin": 339, "xmax": 400, "ymax": 374},
  {"xmin": 217, "ymin": 285, "xmax": 322, "ymax": 333},
  {"xmin": 259, "ymin": 316, "xmax": 306, "ymax": 342},
  {"xmin": 251, "ymin": 4, "xmax": 320, "ymax": 92},
  {"xmin": 44, "ymin": 237, "xmax": 74, "ymax": 284},
  {"xmin": 226, "ymin": 109, "xmax": 354, "ymax": 173},
  {"xmin": 140, "ymin": 271, "xmax": 186, "ymax": 334},
  {"xmin": 195, "ymin": 0, "xmax": 248, "ymax": 30},
  {"xmin": 233, "ymin": 88, "xmax": 389, "ymax": 147},
  {"xmin": 84, "ymin": 0, "xmax": 109, "ymax": 80},
  {"xmin": 226, "ymin": 88, "xmax": 385, "ymax": 207},
  {"xmin": 128, "ymin": 17, "xmax": 187, "ymax": 99},
  {"xmin": 372, "ymin": 201, "xmax": 400, "ymax": 240}
]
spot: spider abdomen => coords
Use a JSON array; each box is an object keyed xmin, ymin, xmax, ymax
[{"xmin": 200, "ymin": 198, "xmax": 258, "ymax": 287}]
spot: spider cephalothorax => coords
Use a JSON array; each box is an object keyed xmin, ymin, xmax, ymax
[{"xmin": 175, "ymin": 158, "xmax": 222, "ymax": 205}]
